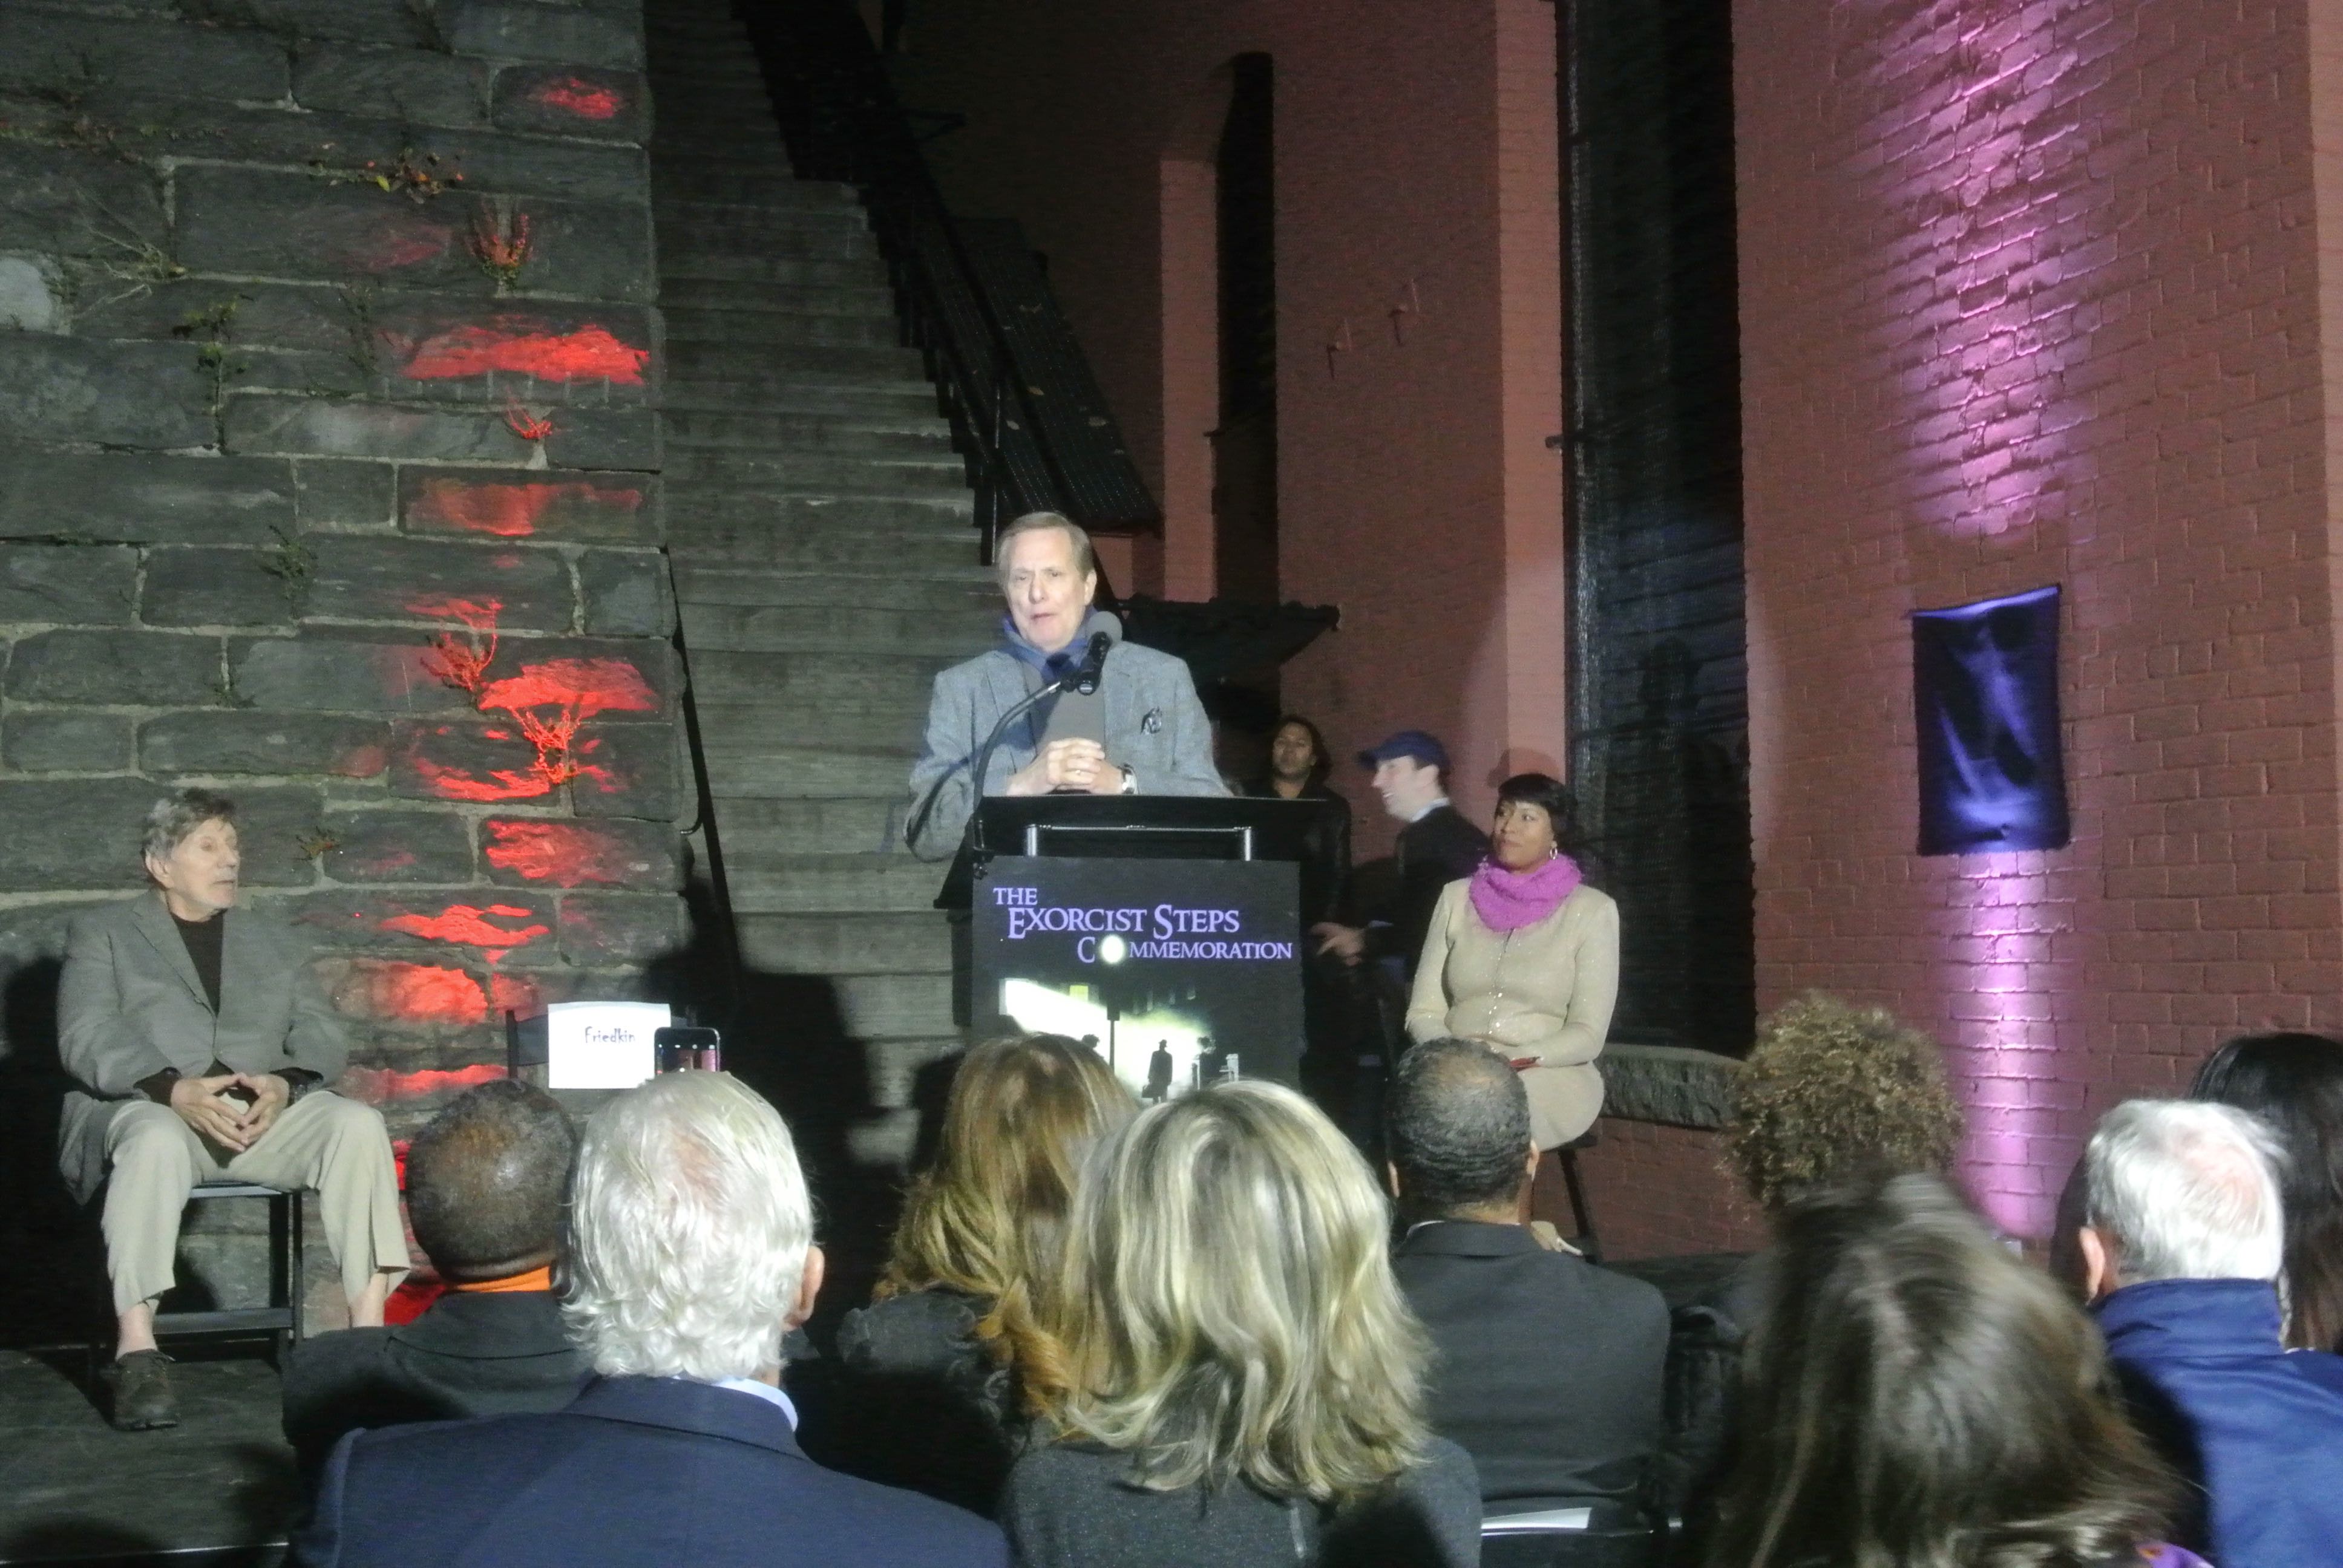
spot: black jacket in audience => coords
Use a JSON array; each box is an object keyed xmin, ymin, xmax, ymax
[
  {"xmin": 1368, "ymin": 805, "xmax": 1489, "ymax": 977},
  {"xmin": 821, "ymin": 1285, "xmax": 1026, "ymax": 1517},
  {"xmin": 1001, "ymin": 1436, "xmax": 1481, "ymax": 1568},
  {"xmin": 281, "ymin": 1289, "xmax": 588, "ymax": 1483},
  {"xmin": 1393, "ymin": 1220, "xmax": 1669, "ymax": 1512}
]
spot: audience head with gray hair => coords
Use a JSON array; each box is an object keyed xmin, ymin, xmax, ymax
[
  {"xmin": 561, "ymin": 1071, "xmax": 823, "ymax": 1383},
  {"xmin": 1384, "ymin": 1039, "xmax": 1536, "ymax": 1226},
  {"xmin": 2079, "ymin": 1098, "xmax": 2286, "ymax": 1299}
]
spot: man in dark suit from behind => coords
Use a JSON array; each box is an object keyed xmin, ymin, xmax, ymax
[
  {"xmin": 292, "ymin": 1071, "xmax": 1003, "ymax": 1568},
  {"xmin": 282, "ymin": 1079, "xmax": 587, "ymax": 1483},
  {"xmin": 1386, "ymin": 1039, "xmax": 1669, "ymax": 1517}
]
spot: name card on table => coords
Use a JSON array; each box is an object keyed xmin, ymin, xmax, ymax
[{"xmin": 545, "ymin": 1001, "xmax": 672, "ymax": 1089}]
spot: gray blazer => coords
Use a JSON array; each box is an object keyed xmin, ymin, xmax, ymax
[
  {"xmin": 905, "ymin": 640, "xmax": 1228, "ymax": 860},
  {"xmin": 57, "ymin": 892, "xmax": 347, "ymax": 1204}
]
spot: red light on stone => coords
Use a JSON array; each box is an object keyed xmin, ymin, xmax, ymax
[
  {"xmin": 344, "ymin": 1062, "xmax": 508, "ymax": 1105},
  {"xmin": 483, "ymin": 818, "xmax": 636, "ymax": 886},
  {"xmin": 489, "ymin": 972, "xmax": 542, "ymax": 1014},
  {"xmin": 413, "ymin": 753, "xmax": 556, "ymax": 802},
  {"xmin": 401, "ymin": 320, "xmax": 649, "ymax": 384},
  {"xmin": 477, "ymin": 658, "xmax": 658, "ymax": 719},
  {"xmin": 381, "ymin": 903, "xmax": 551, "ymax": 963},
  {"xmin": 408, "ymin": 476, "xmax": 644, "ymax": 538},
  {"xmin": 343, "ymin": 960, "xmax": 489, "ymax": 1026},
  {"xmin": 536, "ymin": 76, "xmax": 624, "ymax": 119}
]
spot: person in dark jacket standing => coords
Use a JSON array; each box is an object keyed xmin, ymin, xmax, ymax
[
  {"xmin": 281, "ymin": 1080, "xmax": 587, "ymax": 1486},
  {"xmin": 1311, "ymin": 731, "xmax": 1487, "ymax": 982},
  {"xmin": 1385, "ymin": 1039, "xmax": 1666, "ymax": 1516},
  {"xmin": 2077, "ymin": 1097, "xmax": 2343, "ymax": 1568}
]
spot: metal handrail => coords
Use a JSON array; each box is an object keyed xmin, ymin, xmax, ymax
[{"xmin": 736, "ymin": 0, "xmax": 1148, "ymax": 557}]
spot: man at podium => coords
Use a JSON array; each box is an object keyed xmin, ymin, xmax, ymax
[{"xmin": 906, "ymin": 511, "xmax": 1226, "ymax": 860}]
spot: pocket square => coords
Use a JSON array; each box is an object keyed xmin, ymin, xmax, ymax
[{"xmin": 1142, "ymin": 708, "xmax": 1164, "ymax": 734}]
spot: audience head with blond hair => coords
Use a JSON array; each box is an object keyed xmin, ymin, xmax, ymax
[
  {"xmin": 828, "ymin": 1033, "xmax": 1133, "ymax": 1515},
  {"xmin": 1710, "ymin": 1174, "xmax": 2178, "ymax": 1568},
  {"xmin": 1002, "ymin": 1083, "xmax": 1483, "ymax": 1568},
  {"xmin": 1725, "ymin": 993, "xmax": 1965, "ymax": 1215},
  {"xmin": 875, "ymin": 1033, "xmax": 1133, "ymax": 1399}
]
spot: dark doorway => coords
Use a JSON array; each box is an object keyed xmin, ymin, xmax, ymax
[
  {"xmin": 1561, "ymin": 0, "xmax": 1753, "ymax": 1055},
  {"xmin": 1211, "ymin": 53, "xmax": 1277, "ymax": 611}
]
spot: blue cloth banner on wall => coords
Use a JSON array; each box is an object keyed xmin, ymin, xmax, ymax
[{"xmin": 1912, "ymin": 584, "xmax": 2069, "ymax": 855}]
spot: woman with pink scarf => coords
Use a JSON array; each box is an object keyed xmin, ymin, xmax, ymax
[{"xmin": 1404, "ymin": 773, "xmax": 1618, "ymax": 1151}]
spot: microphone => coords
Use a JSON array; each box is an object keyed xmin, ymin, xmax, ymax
[{"xmin": 1067, "ymin": 631, "xmax": 1113, "ymax": 696}]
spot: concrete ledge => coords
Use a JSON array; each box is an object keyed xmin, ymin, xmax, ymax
[{"xmin": 1599, "ymin": 1042, "xmax": 1741, "ymax": 1130}]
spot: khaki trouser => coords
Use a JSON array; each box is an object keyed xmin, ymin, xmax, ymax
[{"xmin": 102, "ymin": 1089, "xmax": 408, "ymax": 1315}]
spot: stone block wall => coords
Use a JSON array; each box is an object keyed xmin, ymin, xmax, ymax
[{"xmin": 0, "ymin": 0, "xmax": 676, "ymax": 1328}]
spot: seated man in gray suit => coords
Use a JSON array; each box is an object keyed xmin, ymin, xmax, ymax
[
  {"xmin": 1386, "ymin": 1039, "xmax": 1668, "ymax": 1518},
  {"xmin": 60, "ymin": 788, "xmax": 406, "ymax": 1431},
  {"xmin": 905, "ymin": 511, "xmax": 1225, "ymax": 860}
]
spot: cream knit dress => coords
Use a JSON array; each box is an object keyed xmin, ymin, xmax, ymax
[{"xmin": 1405, "ymin": 879, "xmax": 1620, "ymax": 1149}]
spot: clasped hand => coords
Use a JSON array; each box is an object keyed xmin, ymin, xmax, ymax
[
  {"xmin": 168, "ymin": 1070, "xmax": 289, "ymax": 1153},
  {"xmin": 1007, "ymin": 737, "xmax": 1122, "ymax": 796}
]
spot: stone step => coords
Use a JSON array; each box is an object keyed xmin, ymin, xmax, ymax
[
  {"xmin": 672, "ymin": 562, "xmax": 994, "ymax": 607},
  {"xmin": 695, "ymin": 699, "xmax": 922, "ymax": 756},
  {"xmin": 735, "ymin": 912, "xmax": 951, "ymax": 976},
  {"xmin": 657, "ymin": 223, "xmax": 877, "ymax": 263},
  {"xmin": 728, "ymin": 854, "xmax": 949, "ymax": 914},
  {"xmin": 689, "ymin": 648, "xmax": 954, "ymax": 706},
  {"xmin": 660, "ymin": 307, "xmax": 902, "ymax": 349},
  {"xmin": 652, "ymin": 132, "xmax": 793, "ymax": 163},
  {"xmin": 655, "ymin": 198, "xmax": 872, "ymax": 238},
  {"xmin": 655, "ymin": 252, "xmax": 885, "ymax": 289},
  {"xmin": 645, "ymin": 65, "xmax": 768, "ymax": 93},
  {"xmin": 715, "ymin": 794, "xmax": 901, "ymax": 850},
  {"xmin": 652, "ymin": 147, "xmax": 807, "ymax": 177},
  {"xmin": 681, "ymin": 598, "xmax": 995, "ymax": 653},
  {"xmin": 667, "ymin": 479, "xmax": 971, "ymax": 520},
  {"xmin": 664, "ymin": 383, "xmax": 942, "ymax": 423},
  {"xmin": 649, "ymin": 178, "xmax": 856, "ymax": 216},
  {"xmin": 652, "ymin": 163, "xmax": 865, "ymax": 208},
  {"xmin": 656, "ymin": 278, "xmax": 897, "ymax": 318},
  {"xmin": 703, "ymin": 743, "xmax": 919, "ymax": 799},
  {"xmin": 667, "ymin": 518, "xmax": 978, "ymax": 570},
  {"xmin": 664, "ymin": 449, "xmax": 969, "ymax": 495},
  {"xmin": 651, "ymin": 153, "xmax": 843, "ymax": 189},
  {"xmin": 661, "ymin": 338, "xmax": 926, "ymax": 379},
  {"xmin": 663, "ymin": 408, "xmax": 951, "ymax": 452},
  {"xmin": 831, "ymin": 972, "xmax": 954, "ymax": 1039},
  {"xmin": 643, "ymin": 71, "xmax": 773, "ymax": 100}
]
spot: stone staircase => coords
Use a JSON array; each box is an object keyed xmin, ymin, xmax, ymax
[{"xmin": 646, "ymin": 0, "xmax": 997, "ymax": 1158}]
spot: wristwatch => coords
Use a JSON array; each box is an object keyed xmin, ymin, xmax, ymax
[{"xmin": 1118, "ymin": 765, "xmax": 1138, "ymax": 795}]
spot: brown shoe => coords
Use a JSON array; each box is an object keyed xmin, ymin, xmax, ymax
[{"xmin": 103, "ymin": 1349, "xmax": 178, "ymax": 1430}]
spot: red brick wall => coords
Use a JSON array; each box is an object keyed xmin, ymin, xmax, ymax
[
  {"xmin": 891, "ymin": 0, "xmax": 1567, "ymax": 846},
  {"xmin": 1576, "ymin": 1118, "xmax": 1766, "ymax": 1260},
  {"xmin": 1736, "ymin": 0, "xmax": 2343, "ymax": 1238}
]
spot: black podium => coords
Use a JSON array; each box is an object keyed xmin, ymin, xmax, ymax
[{"xmin": 939, "ymin": 797, "xmax": 1335, "ymax": 1099}]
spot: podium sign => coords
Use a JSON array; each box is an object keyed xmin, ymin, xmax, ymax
[{"xmin": 972, "ymin": 854, "xmax": 1302, "ymax": 1100}]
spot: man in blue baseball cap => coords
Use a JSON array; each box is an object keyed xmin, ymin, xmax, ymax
[{"xmin": 1311, "ymin": 730, "xmax": 1489, "ymax": 980}]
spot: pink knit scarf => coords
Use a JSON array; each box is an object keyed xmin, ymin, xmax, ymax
[{"xmin": 1467, "ymin": 853, "xmax": 1583, "ymax": 932}]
